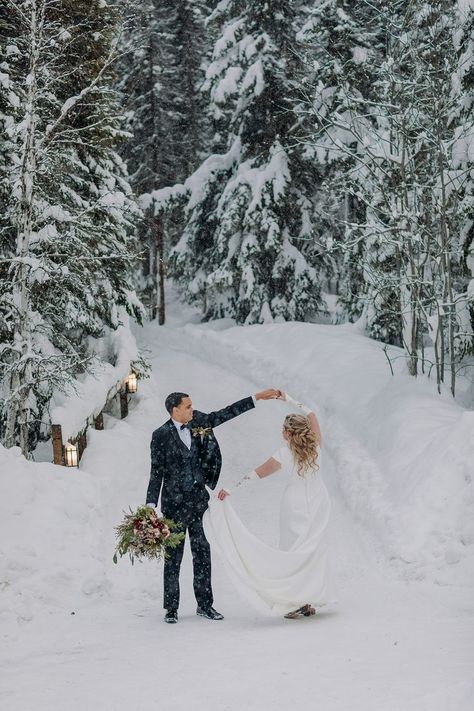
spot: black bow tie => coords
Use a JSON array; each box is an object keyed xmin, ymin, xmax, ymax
[{"xmin": 180, "ymin": 423, "xmax": 190, "ymax": 431}]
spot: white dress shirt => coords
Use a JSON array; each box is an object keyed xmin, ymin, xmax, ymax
[{"xmin": 172, "ymin": 418, "xmax": 192, "ymax": 449}]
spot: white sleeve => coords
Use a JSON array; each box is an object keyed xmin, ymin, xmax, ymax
[
  {"xmin": 272, "ymin": 447, "xmax": 289, "ymax": 465},
  {"xmin": 223, "ymin": 470, "xmax": 259, "ymax": 494},
  {"xmin": 285, "ymin": 393, "xmax": 312, "ymax": 415}
]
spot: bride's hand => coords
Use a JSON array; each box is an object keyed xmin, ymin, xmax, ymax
[
  {"xmin": 218, "ymin": 489, "xmax": 230, "ymax": 500},
  {"xmin": 255, "ymin": 388, "xmax": 282, "ymax": 400}
]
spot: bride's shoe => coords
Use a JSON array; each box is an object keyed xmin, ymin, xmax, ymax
[{"xmin": 284, "ymin": 604, "xmax": 316, "ymax": 619}]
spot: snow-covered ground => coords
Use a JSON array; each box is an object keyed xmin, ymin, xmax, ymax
[{"xmin": 1, "ymin": 298, "xmax": 473, "ymax": 711}]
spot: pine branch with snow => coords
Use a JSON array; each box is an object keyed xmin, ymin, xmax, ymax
[
  {"xmin": 299, "ymin": 0, "xmax": 474, "ymax": 394},
  {"xmin": 167, "ymin": 0, "xmax": 327, "ymax": 324},
  {"xmin": 0, "ymin": 0, "xmax": 144, "ymax": 454}
]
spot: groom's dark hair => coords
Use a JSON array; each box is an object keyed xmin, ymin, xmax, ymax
[{"xmin": 165, "ymin": 392, "xmax": 189, "ymax": 415}]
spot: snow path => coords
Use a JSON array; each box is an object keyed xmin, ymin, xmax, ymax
[{"xmin": 1, "ymin": 322, "xmax": 473, "ymax": 711}]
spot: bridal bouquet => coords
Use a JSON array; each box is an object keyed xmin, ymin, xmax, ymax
[{"xmin": 113, "ymin": 505, "xmax": 184, "ymax": 565}]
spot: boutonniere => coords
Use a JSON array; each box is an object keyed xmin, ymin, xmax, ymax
[{"xmin": 191, "ymin": 426, "xmax": 212, "ymax": 439}]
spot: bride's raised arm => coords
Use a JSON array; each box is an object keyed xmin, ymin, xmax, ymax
[
  {"xmin": 255, "ymin": 457, "xmax": 282, "ymax": 478},
  {"xmin": 281, "ymin": 392, "xmax": 322, "ymax": 446},
  {"xmin": 217, "ymin": 457, "xmax": 281, "ymax": 500}
]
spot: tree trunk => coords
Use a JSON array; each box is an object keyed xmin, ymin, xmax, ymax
[
  {"xmin": 437, "ymin": 134, "xmax": 456, "ymax": 397},
  {"xmin": 149, "ymin": 229, "xmax": 157, "ymax": 320},
  {"xmin": 6, "ymin": 0, "xmax": 42, "ymax": 455},
  {"xmin": 434, "ymin": 316, "xmax": 441, "ymax": 394},
  {"xmin": 147, "ymin": 35, "xmax": 165, "ymax": 324},
  {"xmin": 156, "ymin": 218, "xmax": 166, "ymax": 325},
  {"xmin": 4, "ymin": 372, "xmax": 19, "ymax": 448}
]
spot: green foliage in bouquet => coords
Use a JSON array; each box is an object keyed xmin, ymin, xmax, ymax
[{"xmin": 113, "ymin": 505, "xmax": 184, "ymax": 565}]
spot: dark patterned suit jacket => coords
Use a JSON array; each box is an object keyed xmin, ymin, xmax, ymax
[{"xmin": 146, "ymin": 396, "xmax": 255, "ymax": 519}]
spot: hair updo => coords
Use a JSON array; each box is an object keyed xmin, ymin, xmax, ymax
[{"xmin": 283, "ymin": 414, "xmax": 320, "ymax": 476}]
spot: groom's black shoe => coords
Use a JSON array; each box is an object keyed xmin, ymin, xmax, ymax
[
  {"xmin": 196, "ymin": 606, "xmax": 224, "ymax": 621},
  {"xmin": 164, "ymin": 609, "xmax": 178, "ymax": 624}
]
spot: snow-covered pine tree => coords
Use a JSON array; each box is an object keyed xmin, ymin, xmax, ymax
[
  {"xmin": 117, "ymin": 0, "xmax": 209, "ymax": 322},
  {"xmin": 170, "ymin": 0, "xmax": 326, "ymax": 324},
  {"xmin": 405, "ymin": 0, "xmax": 471, "ymax": 392},
  {"xmin": 302, "ymin": 0, "xmax": 473, "ymax": 393},
  {"xmin": 296, "ymin": 0, "xmax": 385, "ymax": 326},
  {"xmin": 358, "ymin": 0, "xmax": 474, "ymax": 392},
  {"xmin": 297, "ymin": 0, "xmax": 399, "ymax": 338},
  {"xmin": 0, "ymin": 0, "xmax": 142, "ymax": 454},
  {"xmin": 450, "ymin": 0, "xmax": 474, "ymax": 366}
]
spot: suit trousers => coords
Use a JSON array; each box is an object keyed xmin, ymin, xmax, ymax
[{"xmin": 163, "ymin": 512, "xmax": 213, "ymax": 611}]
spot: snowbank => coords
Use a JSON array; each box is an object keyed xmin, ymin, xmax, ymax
[
  {"xmin": 1, "ymin": 313, "xmax": 472, "ymax": 636},
  {"xmin": 0, "ymin": 445, "xmax": 107, "ymax": 629},
  {"xmin": 50, "ymin": 315, "xmax": 140, "ymax": 442},
  {"xmin": 159, "ymin": 319, "xmax": 474, "ymax": 586}
]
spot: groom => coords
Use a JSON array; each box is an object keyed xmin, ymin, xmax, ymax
[{"xmin": 146, "ymin": 388, "xmax": 280, "ymax": 624}]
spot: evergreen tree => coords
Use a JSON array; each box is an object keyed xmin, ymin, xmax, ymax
[
  {"xmin": 302, "ymin": 0, "xmax": 474, "ymax": 393},
  {"xmin": 297, "ymin": 0, "xmax": 389, "ymax": 334},
  {"xmin": 0, "ymin": 0, "xmax": 142, "ymax": 454},
  {"xmin": 117, "ymin": 0, "xmax": 209, "ymax": 322},
  {"xmin": 170, "ymin": 0, "xmax": 326, "ymax": 324},
  {"xmin": 451, "ymin": 0, "xmax": 474, "ymax": 363}
]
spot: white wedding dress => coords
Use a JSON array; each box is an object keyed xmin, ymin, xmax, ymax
[{"xmin": 203, "ymin": 444, "xmax": 334, "ymax": 616}]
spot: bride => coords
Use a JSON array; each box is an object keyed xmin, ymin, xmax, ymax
[{"xmin": 203, "ymin": 392, "xmax": 334, "ymax": 619}]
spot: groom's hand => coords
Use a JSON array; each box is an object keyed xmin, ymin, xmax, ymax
[{"xmin": 255, "ymin": 388, "xmax": 282, "ymax": 400}]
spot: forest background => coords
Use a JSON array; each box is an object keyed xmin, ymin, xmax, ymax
[{"xmin": 0, "ymin": 0, "xmax": 473, "ymax": 456}]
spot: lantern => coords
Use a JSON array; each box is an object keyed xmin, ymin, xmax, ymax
[
  {"xmin": 126, "ymin": 372, "xmax": 137, "ymax": 393},
  {"xmin": 64, "ymin": 442, "xmax": 78, "ymax": 467}
]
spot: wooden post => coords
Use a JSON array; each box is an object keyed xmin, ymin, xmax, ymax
[
  {"xmin": 77, "ymin": 432, "xmax": 87, "ymax": 462},
  {"xmin": 94, "ymin": 412, "xmax": 104, "ymax": 430},
  {"xmin": 52, "ymin": 424, "xmax": 64, "ymax": 465},
  {"xmin": 120, "ymin": 390, "xmax": 128, "ymax": 419}
]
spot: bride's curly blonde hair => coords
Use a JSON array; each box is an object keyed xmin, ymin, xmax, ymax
[{"xmin": 284, "ymin": 414, "xmax": 320, "ymax": 477}]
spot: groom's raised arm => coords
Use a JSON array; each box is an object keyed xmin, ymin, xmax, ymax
[{"xmin": 201, "ymin": 389, "xmax": 281, "ymax": 428}]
